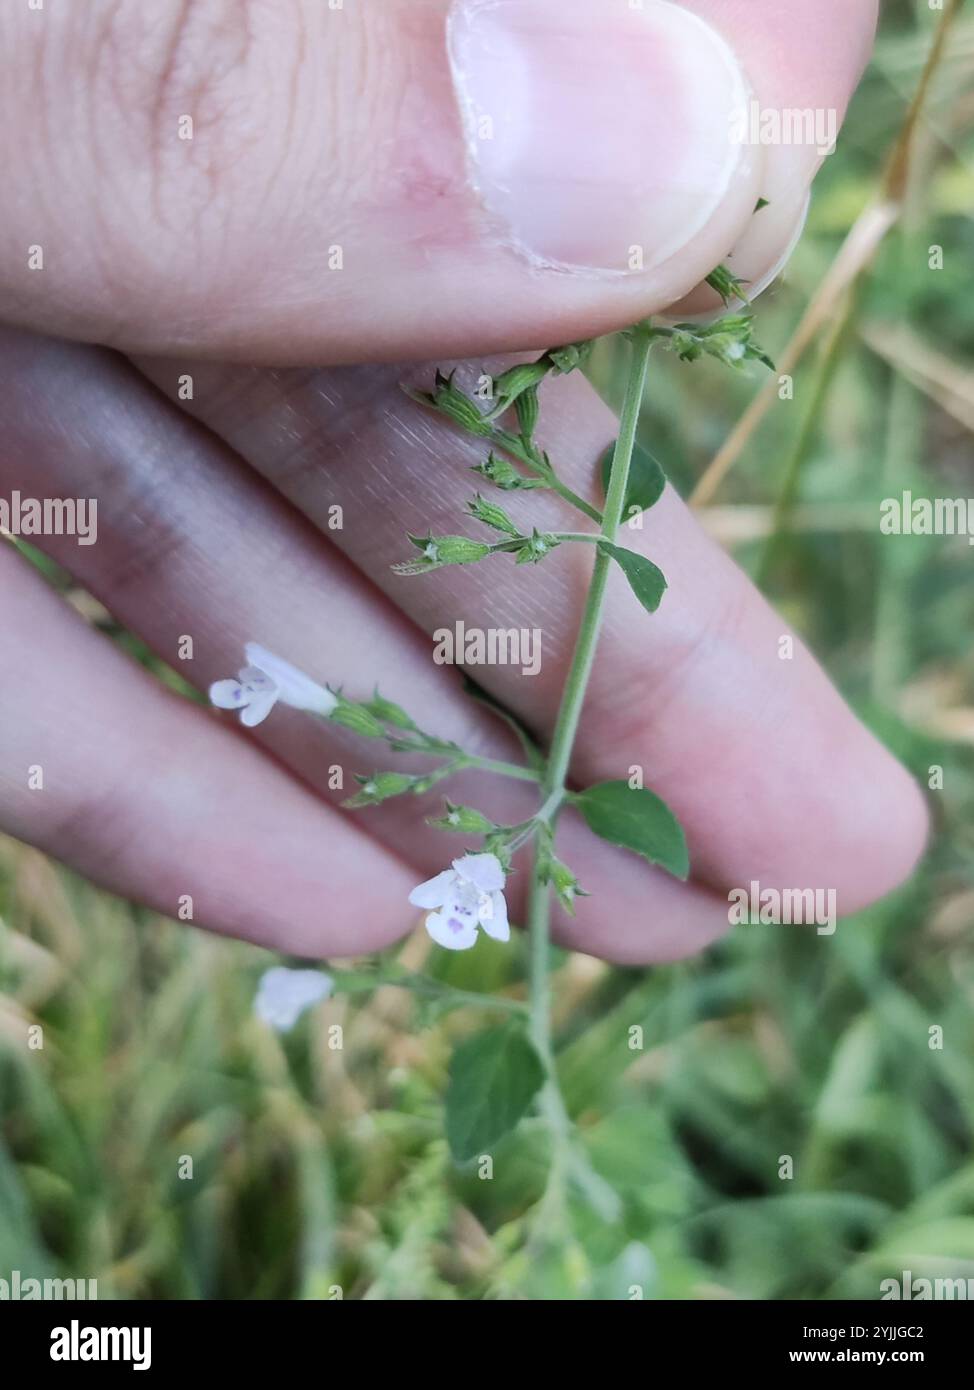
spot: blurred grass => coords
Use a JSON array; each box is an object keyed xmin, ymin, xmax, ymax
[{"xmin": 2, "ymin": 0, "xmax": 974, "ymax": 1299}]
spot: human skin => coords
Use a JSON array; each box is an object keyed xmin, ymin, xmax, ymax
[{"xmin": 0, "ymin": 0, "xmax": 928, "ymax": 964}]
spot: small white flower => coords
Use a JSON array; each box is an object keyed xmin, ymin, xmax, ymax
[
  {"xmin": 254, "ymin": 967, "xmax": 333, "ymax": 1032},
  {"xmin": 408, "ymin": 853, "xmax": 510, "ymax": 952},
  {"xmin": 209, "ymin": 642, "xmax": 337, "ymax": 727}
]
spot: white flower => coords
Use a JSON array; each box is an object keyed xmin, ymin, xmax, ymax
[
  {"xmin": 254, "ymin": 967, "xmax": 334, "ymax": 1032},
  {"xmin": 408, "ymin": 853, "xmax": 510, "ymax": 952},
  {"xmin": 210, "ymin": 642, "xmax": 337, "ymax": 727}
]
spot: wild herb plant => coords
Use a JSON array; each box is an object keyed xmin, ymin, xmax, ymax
[{"xmin": 210, "ymin": 275, "xmax": 773, "ymax": 1246}]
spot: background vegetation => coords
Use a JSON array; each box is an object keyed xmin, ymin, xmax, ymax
[{"xmin": 1, "ymin": 0, "xmax": 972, "ymax": 1299}]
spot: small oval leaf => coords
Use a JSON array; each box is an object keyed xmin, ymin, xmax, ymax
[
  {"xmin": 598, "ymin": 542, "xmax": 667, "ymax": 614},
  {"xmin": 600, "ymin": 440, "xmax": 666, "ymax": 517},
  {"xmin": 576, "ymin": 780, "xmax": 689, "ymax": 880},
  {"xmin": 445, "ymin": 1025, "xmax": 546, "ymax": 1163}
]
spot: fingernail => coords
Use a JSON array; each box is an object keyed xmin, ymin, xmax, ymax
[
  {"xmin": 664, "ymin": 189, "xmax": 811, "ymax": 321},
  {"xmin": 448, "ymin": 0, "xmax": 751, "ymax": 274},
  {"xmin": 745, "ymin": 191, "xmax": 811, "ymax": 302}
]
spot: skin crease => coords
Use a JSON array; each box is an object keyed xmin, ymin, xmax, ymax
[{"xmin": 0, "ymin": 0, "xmax": 925, "ymax": 964}]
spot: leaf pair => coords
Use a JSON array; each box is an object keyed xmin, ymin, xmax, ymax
[{"xmin": 596, "ymin": 440, "xmax": 668, "ymax": 614}]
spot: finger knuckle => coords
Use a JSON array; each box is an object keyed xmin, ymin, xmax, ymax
[{"xmin": 91, "ymin": 1, "xmax": 300, "ymax": 294}]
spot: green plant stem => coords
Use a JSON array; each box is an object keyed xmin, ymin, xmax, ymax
[
  {"xmin": 332, "ymin": 971, "xmax": 528, "ymax": 1016},
  {"xmin": 463, "ymin": 756, "xmax": 541, "ymax": 784},
  {"xmin": 400, "ymin": 976, "xmax": 528, "ymax": 1016},
  {"xmin": 487, "ymin": 533, "xmax": 601, "ymax": 554},
  {"xmin": 489, "ymin": 429, "xmax": 604, "ymax": 525},
  {"xmin": 543, "ymin": 480, "xmax": 604, "ymax": 527},
  {"xmin": 543, "ymin": 330, "xmax": 653, "ymax": 799},
  {"xmin": 535, "ymin": 787, "xmax": 566, "ymax": 825},
  {"xmin": 525, "ymin": 329, "xmax": 654, "ymax": 1235},
  {"xmin": 377, "ymin": 744, "xmax": 540, "ymax": 786}
]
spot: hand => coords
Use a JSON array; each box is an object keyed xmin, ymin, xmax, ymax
[
  {"xmin": 0, "ymin": 0, "xmax": 926, "ymax": 963},
  {"xmin": 3, "ymin": 0, "xmax": 878, "ymax": 361}
]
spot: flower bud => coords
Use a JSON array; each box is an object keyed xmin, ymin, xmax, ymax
[{"xmin": 467, "ymin": 494, "xmax": 521, "ymax": 536}]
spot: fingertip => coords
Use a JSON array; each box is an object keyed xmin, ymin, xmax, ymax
[{"xmin": 839, "ymin": 750, "xmax": 931, "ymax": 915}]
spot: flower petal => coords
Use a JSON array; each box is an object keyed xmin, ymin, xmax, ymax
[
  {"xmin": 209, "ymin": 679, "xmax": 247, "ymax": 710},
  {"xmin": 408, "ymin": 869, "xmax": 457, "ymax": 910},
  {"xmin": 424, "ymin": 910, "xmax": 479, "ymax": 952},
  {"xmin": 238, "ymin": 666, "xmax": 278, "ymax": 694},
  {"xmin": 453, "ymin": 853, "xmax": 505, "ymax": 893},
  {"xmin": 254, "ymin": 967, "xmax": 333, "ymax": 1032},
  {"xmin": 244, "ymin": 643, "xmax": 337, "ymax": 715},
  {"xmin": 240, "ymin": 691, "xmax": 279, "ymax": 726},
  {"xmin": 480, "ymin": 891, "xmax": 510, "ymax": 942}
]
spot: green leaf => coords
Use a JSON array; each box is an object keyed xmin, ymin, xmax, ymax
[
  {"xmin": 445, "ymin": 1025, "xmax": 545, "ymax": 1163},
  {"xmin": 575, "ymin": 780, "xmax": 689, "ymax": 880},
  {"xmin": 599, "ymin": 440, "xmax": 666, "ymax": 518},
  {"xmin": 598, "ymin": 542, "xmax": 667, "ymax": 614}
]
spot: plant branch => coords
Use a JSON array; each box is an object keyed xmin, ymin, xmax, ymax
[
  {"xmin": 488, "ymin": 428, "xmax": 604, "ymax": 526},
  {"xmin": 332, "ymin": 970, "xmax": 528, "ymax": 1017},
  {"xmin": 524, "ymin": 328, "xmax": 654, "ymax": 1242}
]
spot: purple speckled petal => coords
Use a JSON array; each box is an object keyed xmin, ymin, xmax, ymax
[
  {"xmin": 425, "ymin": 910, "xmax": 478, "ymax": 952},
  {"xmin": 209, "ymin": 679, "xmax": 246, "ymax": 710}
]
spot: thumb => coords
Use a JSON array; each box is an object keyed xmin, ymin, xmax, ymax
[{"xmin": 0, "ymin": 0, "xmax": 876, "ymax": 364}]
